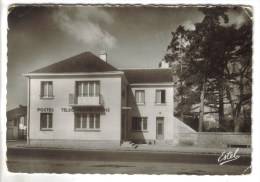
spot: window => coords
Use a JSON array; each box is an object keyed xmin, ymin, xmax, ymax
[
  {"xmin": 156, "ymin": 90, "xmax": 166, "ymax": 104},
  {"xmin": 132, "ymin": 117, "xmax": 148, "ymax": 131},
  {"xmin": 20, "ymin": 117, "xmax": 25, "ymax": 125},
  {"xmin": 40, "ymin": 113, "xmax": 53, "ymax": 130},
  {"xmin": 76, "ymin": 81, "xmax": 100, "ymax": 97},
  {"xmin": 41, "ymin": 81, "xmax": 53, "ymax": 98},
  {"xmin": 14, "ymin": 118, "xmax": 18, "ymax": 126},
  {"xmin": 75, "ymin": 113, "xmax": 100, "ymax": 130},
  {"xmin": 135, "ymin": 90, "xmax": 145, "ymax": 104}
]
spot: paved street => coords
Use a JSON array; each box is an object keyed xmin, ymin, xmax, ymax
[{"xmin": 6, "ymin": 148, "xmax": 251, "ymax": 174}]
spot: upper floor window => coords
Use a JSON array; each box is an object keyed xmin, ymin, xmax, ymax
[
  {"xmin": 156, "ymin": 90, "xmax": 166, "ymax": 104},
  {"xmin": 14, "ymin": 118, "xmax": 18, "ymax": 126},
  {"xmin": 41, "ymin": 81, "xmax": 53, "ymax": 98},
  {"xmin": 76, "ymin": 81, "xmax": 100, "ymax": 97},
  {"xmin": 20, "ymin": 116, "xmax": 25, "ymax": 125},
  {"xmin": 40, "ymin": 113, "xmax": 53, "ymax": 130},
  {"xmin": 75, "ymin": 113, "xmax": 100, "ymax": 130},
  {"xmin": 135, "ymin": 90, "xmax": 145, "ymax": 104},
  {"xmin": 132, "ymin": 117, "xmax": 147, "ymax": 131}
]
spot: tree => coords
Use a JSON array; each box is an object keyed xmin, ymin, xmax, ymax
[
  {"xmin": 224, "ymin": 21, "xmax": 252, "ymax": 132},
  {"xmin": 164, "ymin": 26, "xmax": 191, "ymax": 120},
  {"xmin": 164, "ymin": 7, "xmax": 252, "ymax": 132}
]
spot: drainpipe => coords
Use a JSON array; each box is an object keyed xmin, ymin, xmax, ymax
[{"xmin": 26, "ymin": 76, "xmax": 30, "ymax": 145}]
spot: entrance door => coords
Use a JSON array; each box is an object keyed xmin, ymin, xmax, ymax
[
  {"xmin": 156, "ymin": 117, "xmax": 164, "ymax": 140},
  {"xmin": 7, "ymin": 128, "xmax": 13, "ymax": 140}
]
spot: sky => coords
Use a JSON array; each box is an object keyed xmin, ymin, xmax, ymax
[{"xmin": 6, "ymin": 5, "xmax": 249, "ymax": 110}]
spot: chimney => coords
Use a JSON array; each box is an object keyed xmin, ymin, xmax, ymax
[
  {"xmin": 159, "ymin": 60, "xmax": 169, "ymax": 68},
  {"xmin": 100, "ymin": 51, "xmax": 107, "ymax": 62}
]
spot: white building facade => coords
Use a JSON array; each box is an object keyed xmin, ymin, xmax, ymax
[{"xmin": 23, "ymin": 52, "xmax": 192, "ymax": 146}]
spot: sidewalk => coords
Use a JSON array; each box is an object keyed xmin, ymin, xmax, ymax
[
  {"xmin": 136, "ymin": 144, "xmax": 251, "ymax": 155},
  {"xmin": 6, "ymin": 141, "xmax": 251, "ymax": 156}
]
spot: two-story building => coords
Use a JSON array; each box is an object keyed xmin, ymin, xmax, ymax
[
  {"xmin": 23, "ymin": 51, "xmax": 195, "ymax": 146},
  {"xmin": 7, "ymin": 105, "xmax": 27, "ymax": 140}
]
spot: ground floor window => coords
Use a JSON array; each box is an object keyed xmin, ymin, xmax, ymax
[
  {"xmin": 132, "ymin": 117, "xmax": 147, "ymax": 131},
  {"xmin": 75, "ymin": 113, "xmax": 100, "ymax": 130},
  {"xmin": 40, "ymin": 113, "xmax": 53, "ymax": 130}
]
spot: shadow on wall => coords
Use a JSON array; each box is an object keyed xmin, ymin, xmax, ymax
[
  {"xmin": 127, "ymin": 87, "xmax": 146, "ymax": 144},
  {"xmin": 173, "ymin": 117, "xmax": 197, "ymax": 146}
]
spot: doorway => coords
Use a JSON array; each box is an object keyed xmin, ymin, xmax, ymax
[
  {"xmin": 7, "ymin": 128, "xmax": 13, "ymax": 140},
  {"xmin": 156, "ymin": 117, "xmax": 164, "ymax": 140}
]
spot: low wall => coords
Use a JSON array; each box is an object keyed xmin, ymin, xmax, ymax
[
  {"xmin": 174, "ymin": 132, "xmax": 251, "ymax": 148},
  {"xmin": 173, "ymin": 133, "xmax": 198, "ymax": 146},
  {"xmin": 195, "ymin": 132, "xmax": 251, "ymax": 148}
]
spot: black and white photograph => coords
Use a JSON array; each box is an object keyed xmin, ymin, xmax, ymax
[{"xmin": 1, "ymin": 1, "xmax": 259, "ymax": 181}]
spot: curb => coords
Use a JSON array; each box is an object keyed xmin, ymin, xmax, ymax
[{"xmin": 7, "ymin": 145, "xmax": 252, "ymax": 156}]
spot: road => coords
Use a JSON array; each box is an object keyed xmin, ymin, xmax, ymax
[{"xmin": 6, "ymin": 148, "xmax": 251, "ymax": 175}]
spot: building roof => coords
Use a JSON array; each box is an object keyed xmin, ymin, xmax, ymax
[
  {"xmin": 28, "ymin": 51, "xmax": 173, "ymax": 83},
  {"xmin": 30, "ymin": 52, "xmax": 118, "ymax": 73},
  {"xmin": 7, "ymin": 105, "xmax": 27, "ymax": 121},
  {"xmin": 122, "ymin": 69, "xmax": 173, "ymax": 84}
]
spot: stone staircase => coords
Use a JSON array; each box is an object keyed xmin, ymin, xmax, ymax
[{"xmin": 120, "ymin": 141, "xmax": 138, "ymax": 149}]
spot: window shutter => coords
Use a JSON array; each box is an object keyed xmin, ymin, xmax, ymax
[
  {"xmin": 95, "ymin": 82, "xmax": 100, "ymax": 96},
  {"xmin": 75, "ymin": 82, "xmax": 79, "ymax": 96},
  {"xmin": 41, "ymin": 114, "xmax": 48, "ymax": 129},
  {"xmin": 156, "ymin": 90, "xmax": 161, "ymax": 103},
  {"xmin": 82, "ymin": 114, "xmax": 87, "ymax": 128},
  {"xmin": 75, "ymin": 114, "xmax": 81, "ymax": 128},
  {"xmin": 135, "ymin": 91, "xmax": 139, "ymax": 103},
  {"xmin": 143, "ymin": 118, "xmax": 147, "ymax": 130},
  {"xmin": 137, "ymin": 118, "xmax": 142, "ymax": 130},
  {"xmin": 49, "ymin": 114, "xmax": 53, "ymax": 128},
  {"xmin": 40, "ymin": 114, "xmax": 43, "ymax": 129},
  {"xmin": 48, "ymin": 82, "xmax": 53, "ymax": 97},
  {"xmin": 40, "ymin": 82, "xmax": 44, "ymax": 97},
  {"xmin": 83, "ymin": 82, "xmax": 88, "ymax": 96},
  {"xmin": 140, "ymin": 91, "xmax": 145, "ymax": 103},
  {"xmin": 161, "ymin": 90, "xmax": 166, "ymax": 103},
  {"xmin": 95, "ymin": 114, "xmax": 100, "ymax": 129},
  {"xmin": 43, "ymin": 82, "xmax": 48, "ymax": 97},
  {"xmin": 89, "ymin": 82, "xmax": 94, "ymax": 97},
  {"xmin": 89, "ymin": 114, "xmax": 94, "ymax": 128},
  {"xmin": 79, "ymin": 82, "xmax": 83, "ymax": 96}
]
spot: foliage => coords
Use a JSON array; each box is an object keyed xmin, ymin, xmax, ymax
[{"xmin": 164, "ymin": 7, "xmax": 252, "ymax": 132}]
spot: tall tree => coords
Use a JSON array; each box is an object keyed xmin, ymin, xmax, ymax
[
  {"xmin": 164, "ymin": 7, "xmax": 252, "ymax": 132},
  {"xmin": 224, "ymin": 21, "xmax": 252, "ymax": 132},
  {"xmin": 164, "ymin": 25, "xmax": 191, "ymax": 120},
  {"xmin": 184, "ymin": 7, "xmax": 230, "ymax": 131}
]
